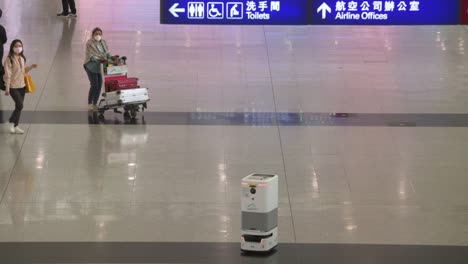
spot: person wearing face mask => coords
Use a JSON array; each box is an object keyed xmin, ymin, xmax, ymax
[
  {"xmin": 3, "ymin": 39, "xmax": 38, "ymax": 134},
  {"xmin": 84, "ymin": 27, "xmax": 114, "ymax": 111}
]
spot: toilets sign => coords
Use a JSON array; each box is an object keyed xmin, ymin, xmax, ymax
[
  {"xmin": 161, "ymin": 0, "xmax": 460, "ymax": 25},
  {"xmin": 160, "ymin": 0, "xmax": 309, "ymax": 24},
  {"xmin": 312, "ymin": 0, "xmax": 459, "ymax": 25}
]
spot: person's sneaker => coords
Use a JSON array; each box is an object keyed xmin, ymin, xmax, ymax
[
  {"xmin": 69, "ymin": 13, "xmax": 77, "ymax": 17},
  {"xmin": 14, "ymin": 126, "xmax": 24, "ymax": 134},
  {"xmin": 88, "ymin": 104, "xmax": 94, "ymax": 111},
  {"xmin": 56, "ymin": 12, "xmax": 70, "ymax": 17},
  {"xmin": 9, "ymin": 123, "xmax": 15, "ymax": 134},
  {"xmin": 92, "ymin": 105, "xmax": 99, "ymax": 112}
]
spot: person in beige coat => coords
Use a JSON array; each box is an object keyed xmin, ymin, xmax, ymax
[
  {"xmin": 83, "ymin": 27, "xmax": 112, "ymax": 111},
  {"xmin": 3, "ymin": 39, "xmax": 37, "ymax": 134}
]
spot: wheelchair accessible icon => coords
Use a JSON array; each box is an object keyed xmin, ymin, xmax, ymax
[{"xmin": 207, "ymin": 2, "xmax": 224, "ymax": 19}]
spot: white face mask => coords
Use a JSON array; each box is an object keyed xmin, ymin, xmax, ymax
[
  {"xmin": 94, "ymin": 35, "xmax": 102, "ymax": 42},
  {"xmin": 14, "ymin": 47, "xmax": 22, "ymax": 54}
]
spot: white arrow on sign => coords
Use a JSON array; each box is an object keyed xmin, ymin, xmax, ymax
[
  {"xmin": 169, "ymin": 3, "xmax": 185, "ymax": 17},
  {"xmin": 317, "ymin": 2, "xmax": 331, "ymax": 19}
]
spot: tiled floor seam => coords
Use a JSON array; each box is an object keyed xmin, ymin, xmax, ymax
[{"xmin": 262, "ymin": 25, "xmax": 298, "ymax": 243}]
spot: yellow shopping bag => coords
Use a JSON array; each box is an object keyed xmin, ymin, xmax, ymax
[{"xmin": 25, "ymin": 74, "xmax": 35, "ymax": 93}]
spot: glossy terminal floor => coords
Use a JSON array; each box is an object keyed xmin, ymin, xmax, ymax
[{"xmin": 1, "ymin": 0, "xmax": 468, "ymax": 263}]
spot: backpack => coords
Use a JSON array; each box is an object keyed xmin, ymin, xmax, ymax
[
  {"xmin": 1, "ymin": 57, "xmax": 14, "ymax": 91},
  {"xmin": 0, "ymin": 65, "xmax": 5, "ymax": 91}
]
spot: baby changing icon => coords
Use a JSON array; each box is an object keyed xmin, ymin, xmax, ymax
[
  {"xmin": 226, "ymin": 2, "xmax": 243, "ymax": 19},
  {"xmin": 207, "ymin": 2, "xmax": 224, "ymax": 19}
]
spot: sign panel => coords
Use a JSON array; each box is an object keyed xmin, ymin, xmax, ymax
[
  {"xmin": 161, "ymin": 0, "xmax": 461, "ymax": 25},
  {"xmin": 461, "ymin": 0, "xmax": 468, "ymax": 24},
  {"xmin": 311, "ymin": 0, "xmax": 460, "ymax": 25},
  {"xmin": 160, "ymin": 0, "xmax": 310, "ymax": 25}
]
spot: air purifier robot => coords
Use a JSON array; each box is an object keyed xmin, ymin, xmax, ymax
[{"xmin": 241, "ymin": 173, "xmax": 278, "ymax": 252}]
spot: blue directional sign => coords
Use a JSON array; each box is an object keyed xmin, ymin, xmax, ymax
[
  {"xmin": 311, "ymin": 0, "xmax": 459, "ymax": 25},
  {"xmin": 160, "ymin": 0, "xmax": 310, "ymax": 25}
]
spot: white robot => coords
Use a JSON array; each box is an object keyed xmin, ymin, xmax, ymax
[{"xmin": 241, "ymin": 173, "xmax": 278, "ymax": 252}]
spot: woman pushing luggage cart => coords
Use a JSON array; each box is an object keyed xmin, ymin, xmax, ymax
[{"xmin": 83, "ymin": 27, "xmax": 149, "ymax": 119}]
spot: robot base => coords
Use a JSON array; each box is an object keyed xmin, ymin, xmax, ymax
[{"xmin": 241, "ymin": 227, "xmax": 278, "ymax": 252}]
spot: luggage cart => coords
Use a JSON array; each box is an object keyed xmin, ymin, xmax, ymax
[{"xmin": 98, "ymin": 62, "xmax": 149, "ymax": 119}]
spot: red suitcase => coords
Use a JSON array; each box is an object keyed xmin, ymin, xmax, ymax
[
  {"xmin": 104, "ymin": 75, "xmax": 126, "ymax": 83},
  {"xmin": 105, "ymin": 77, "xmax": 139, "ymax": 92}
]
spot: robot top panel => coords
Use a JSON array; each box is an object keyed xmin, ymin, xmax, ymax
[{"xmin": 243, "ymin": 174, "xmax": 278, "ymax": 183}]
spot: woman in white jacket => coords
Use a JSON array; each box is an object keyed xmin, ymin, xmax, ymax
[{"xmin": 3, "ymin": 39, "xmax": 37, "ymax": 134}]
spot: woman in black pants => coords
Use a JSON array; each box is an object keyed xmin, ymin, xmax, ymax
[
  {"xmin": 83, "ymin": 27, "xmax": 112, "ymax": 111},
  {"xmin": 3, "ymin": 39, "xmax": 38, "ymax": 134}
]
